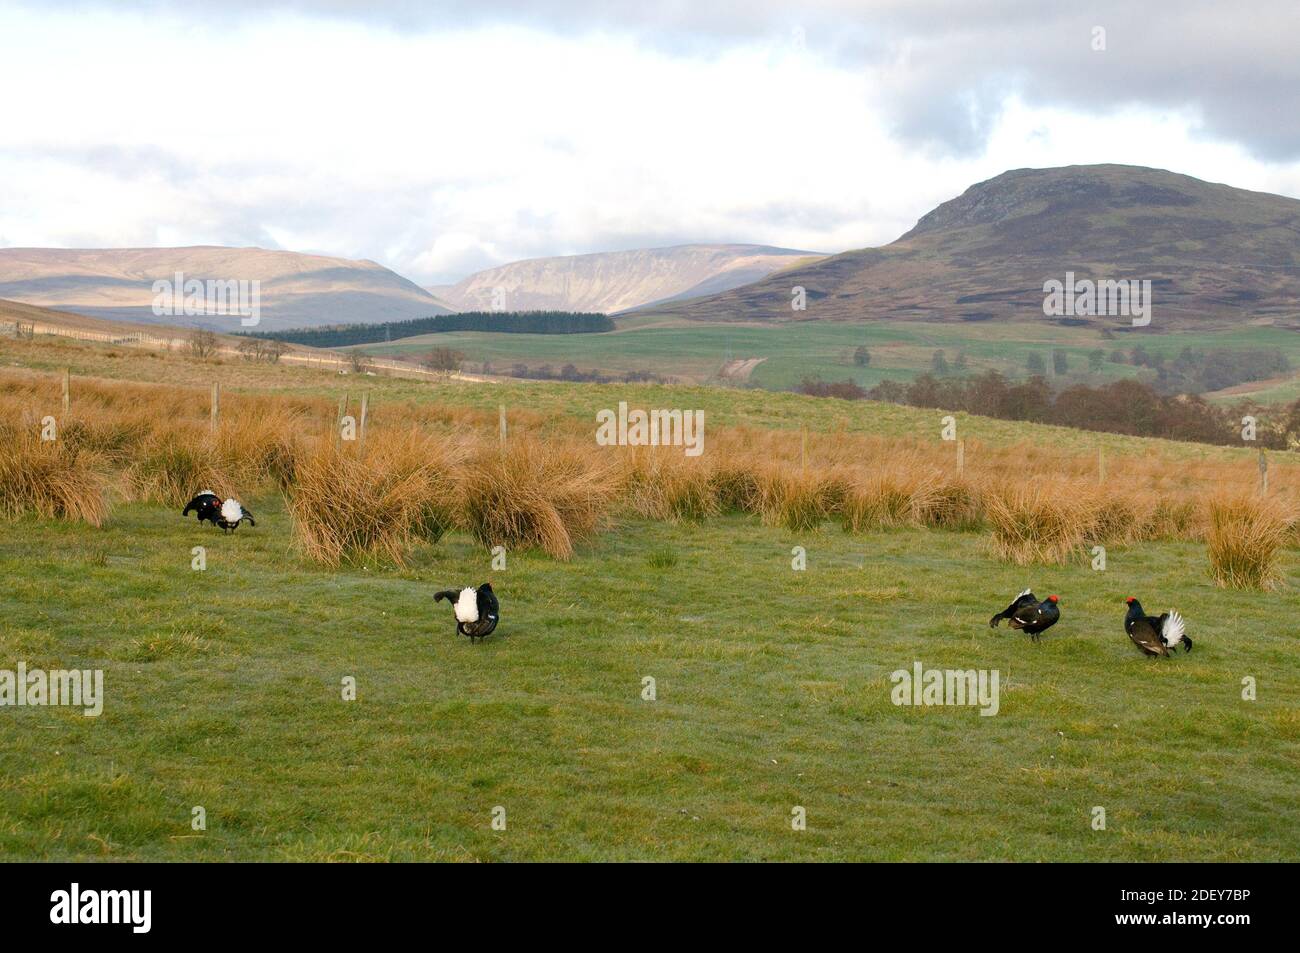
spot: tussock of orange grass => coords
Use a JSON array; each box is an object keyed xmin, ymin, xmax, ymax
[
  {"xmin": 619, "ymin": 448, "xmax": 719, "ymax": 522},
  {"xmin": 1206, "ymin": 494, "xmax": 1294, "ymax": 590},
  {"xmin": 125, "ymin": 426, "xmax": 225, "ymax": 504},
  {"xmin": 709, "ymin": 460, "xmax": 760, "ymax": 513},
  {"xmin": 60, "ymin": 414, "xmax": 156, "ymax": 465},
  {"xmin": 1147, "ymin": 497, "xmax": 1205, "ymax": 541},
  {"xmin": 458, "ymin": 438, "xmax": 615, "ymax": 560},
  {"xmin": 215, "ymin": 412, "xmax": 308, "ymax": 490},
  {"xmin": 0, "ymin": 429, "xmax": 107, "ymax": 526},
  {"xmin": 1079, "ymin": 488, "xmax": 1149, "ymax": 546},
  {"xmin": 918, "ymin": 474, "xmax": 983, "ymax": 530},
  {"xmin": 840, "ymin": 467, "xmax": 939, "ymax": 533},
  {"xmin": 983, "ymin": 479, "xmax": 1092, "ymax": 565},
  {"xmin": 756, "ymin": 465, "xmax": 846, "ymax": 532},
  {"xmin": 287, "ymin": 431, "xmax": 461, "ymax": 567}
]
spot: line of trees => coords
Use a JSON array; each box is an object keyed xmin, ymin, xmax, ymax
[
  {"xmin": 244, "ymin": 311, "xmax": 615, "ymax": 348},
  {"xmin": 799, "ymin": 370, "xmax": 1300, "ymax": 449},
  {"xmin": 506, "ymin": 362, "xmax": 666, "ymax": 385}
]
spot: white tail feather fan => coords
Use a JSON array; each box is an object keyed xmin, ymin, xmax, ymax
[
  {"xmin": 1162, "ymin": 610, "xmax": 1186, "ymax": 647},
  {"xmin": 220, "ymin": 499, "xmax": 243, "ymax": 523},
  {"xmin": 454, "ymin": 587, "xmax": 479, "ymax": 624}
]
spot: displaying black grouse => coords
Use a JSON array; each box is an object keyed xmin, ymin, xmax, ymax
[
  {"xmin": 183, "ymin": 491, "xmax": 256, "ymax": 533},
  {"xmin": 989, "ymin": 588, "xmax": 1061, "ymax": 640},
  {"xmin": 1124, "ymin": 597, "xmax": 1191, "ymax": 657},
  {"xmin": 434, "ymin": 583, "xmax": 499, "ymax": 642}
]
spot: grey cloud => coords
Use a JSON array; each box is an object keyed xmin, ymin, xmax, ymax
[
  {"xmin": 840, "ymin": 1, "xmax": 1300, "ymax": 160},
  {"xmin": 25, "ymin": 0, "xmax": 1292, "ymax": 159}
]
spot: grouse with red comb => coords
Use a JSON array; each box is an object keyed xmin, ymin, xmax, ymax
[{"xmin": 989, "ymin": 588, "xmax": 1060, "ymax": 641}]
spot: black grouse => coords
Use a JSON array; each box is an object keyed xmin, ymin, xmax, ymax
[
  {"xmin": 183, "ymin": 491, "xmax": 256, "ymax": 533},
  {"xmin": 433, "ymin": 583, "xmax": 499, "ymax": 642},
  {"xmin": 1124, "ymin": 597, "xmax": 1191, "ymax": 657},
  {"xmin": 989, "ymin": 588, "xmax": 1060, "ymax": 640}
]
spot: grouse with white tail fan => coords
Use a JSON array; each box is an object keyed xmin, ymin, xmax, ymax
[
  {"xmin": 1124, "ymin": 597, "xmax": 1191, "ymax": 657},
  {"xmin": 182, "ymin": 491, "xmax": 256, "ymax": 533},
  {"xmin": 434, "ymin": 583, "xmax": 499, "ymax": 642},
  {"xmin": 989, "ymin": 588, "xmax": 1060, "ymax": 640}
]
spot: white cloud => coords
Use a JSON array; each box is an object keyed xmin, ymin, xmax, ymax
[{"xmin": 1, "ymin": 4, "xmax": 1298, "ymax": 284}]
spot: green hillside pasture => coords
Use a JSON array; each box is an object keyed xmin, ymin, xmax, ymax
[{"xmin": 353, "ymin": 318, "xmax": 1300, "ymax": 399}]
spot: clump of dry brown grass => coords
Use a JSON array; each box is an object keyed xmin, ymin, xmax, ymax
[
  {"xmin": 1080, "ymin": 488, "xmax": 1149, "ymax": 546},
  {"xmin": 841, "ymin": 467, "xmax": 937, "ymax": 533},
  {"xmin": 983, "ymin": 479, "xmax": 1092, "ymax": 564},
  {"xmin": 60, "ymin": 413, "xmax": 156, "ymax": 465},
  {"xmin": 1206, "ymin": 494, "xmax": 1295, "ymax": 590},
  {"xmin": 709, "ymin": 461, "xmax": 761, "ymax": 513},
  {"xmin": 836, "ymin": 460, "xmax": 985, "ymax": 534},
  {"xmin": 457, "ymin": 437, "xmax": 615, "ymax": 560},
  {"xmin": 122, "ymin": 409, "xmax": 307, "ymax": 503},
  {"xmin": 756, "ymin": 465, "xmax": 846, "ymax": 531},
  {"xmin": 919, "ymin": 474, "xmax": 983, "ymax": 530},
  {"xmin": 0, "ymin": 428, "xmax": 108, "ymax": 526},
  {"xmin": 215, "ymin": 412, "xmax": 308, "ymax": 490},
  {"xmin": 1148, "ymin": 497, "xmax": 1205, "ymax": 541},
  {"xmin": 286, "ymin": 430, "xmax": 462, "ymax": 567},
  {"xmin": 619, "ymin": 449, "xmax": 719, "ymax": 522},
  {"xmin": 126, "ymin": 426, "xmax": 226, "ymax": 504}
]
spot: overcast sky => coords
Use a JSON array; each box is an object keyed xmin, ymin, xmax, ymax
[{"xmin": 2, "ymin": 0, "xmax": 1299, "ymax": 284}]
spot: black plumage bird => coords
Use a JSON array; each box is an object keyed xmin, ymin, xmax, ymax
[
  {"xmin": 182, "ymin": 491, "xmax": 256, "ymax": 533},
  {"xmin": 434, "ymin": 583, "xmax": 499, "ymax": 642},
  {"xmin": 989, "ymin": 588, "xmax": 1060, "ymax": 640},
  {"xmin": 183, "ymin": 491, "xmax": 221, "ymax": 526},
  {"xmin": 1124, "ymin": 597, "xmax": 1191, "ymax": 657}
]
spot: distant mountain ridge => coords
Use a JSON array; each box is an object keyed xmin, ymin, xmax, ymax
[
  {"xmin": 0, "ymin": 246, "xmax": 451, "ymax": 332},
  {"xmin": 638, "ymin": 165, "xmax": 1300, "ymax": 329},
  {"xmin": 429, "ymin": 243, "xmax": 824, "ymax": 314}
]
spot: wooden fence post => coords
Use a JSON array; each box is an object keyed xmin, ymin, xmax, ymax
[
  {"xmin": 956, "ymin": 438, "xmax": 965, "ymax": 476},
  {"xmin": 499, "ymin": 404, "xmax": 507, "ymax": 450},
  {"xmin": 359, "ymin": 393, "xmax": 369, "ymax": 444},
  {"xmin": 61, "ymin": 368, "xmax": 70, "ymax": 415},
  {"xmin": 1259, "ymin": 450, "xmax": 1268, "ymax": 495},
  {"xmin": 210, "ymin": 382, "xmax": 220, "ymax": 433}
]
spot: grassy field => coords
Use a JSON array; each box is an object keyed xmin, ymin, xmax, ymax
[
  {"xmin": 2, "ymin": 330, "xmax": 1283, "ymax": 465},
  {"xmin": 1208, "ymin": 375, "xmax": 1300, "ymax": 406},
  {"xmin": 353, "ymin": 316, "xmax": 1300, "ymax": 398},
  {"xmin": 0, "ymin": 334, "xmax": 1297, "ymax": 862},
  {"xmin": 2, "ymin": 502, "xmax": 1296, "ymax": 861}
]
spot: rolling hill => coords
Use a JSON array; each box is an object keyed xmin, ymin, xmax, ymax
[
  {"xmin": 640, "ymin": 165, "xmax": 1300, "ymax": 330},
  {"xmin": 428, "ymin": 243, "xmax": 823, "ymax": 314},
  {"xmin": 0, "ymin": 246, "xmax": 451, "ymax": 332}
]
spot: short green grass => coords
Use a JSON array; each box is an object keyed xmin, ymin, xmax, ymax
[{"xmin": 1, "ymin": 501, "xmax": 1296, "ymax": 861}]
